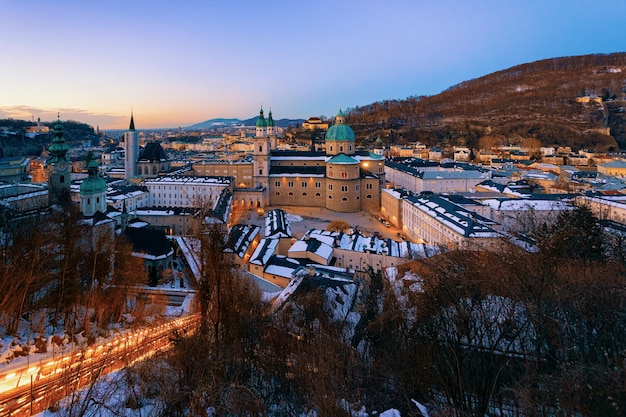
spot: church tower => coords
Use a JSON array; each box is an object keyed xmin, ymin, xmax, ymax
[
  {"xmin": 124, "ymin": 111, "xmax": 138, "ymax": 181},
  {"xmin": 253, "ymin": 107, "xmax": 270, "ymax": 204},
  {"xmin": 80, "ymin": 153, "xmax": 107, "ymax": 217},
  {"xmin": 47, "ymin": 115, "xmax": 71, "ymax": 206},
  {"xmin": 255, "ymin": 107, "xmax": 267, "ymax": 138},
  {"xmin": 267, "ymin": 109, "xmax": 277, "ymax": 150}
]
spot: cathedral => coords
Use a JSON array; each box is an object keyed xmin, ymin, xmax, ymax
[{"xmin": 250, "ymin": 108, "xmax": 385, "ymax": 213}]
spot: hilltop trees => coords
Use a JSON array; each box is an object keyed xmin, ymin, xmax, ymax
[{"xmin": 346, "ymin": 53, "xmax": 626, "ymax": 150}]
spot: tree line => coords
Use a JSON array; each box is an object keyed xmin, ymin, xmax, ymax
[{"xmin": 0, "ymin": 206, "xmax": 148, "ymax": 357}]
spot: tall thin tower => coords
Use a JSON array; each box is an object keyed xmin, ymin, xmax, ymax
[{"xmin": 124, "ymin": 111, "xmax": 138, "ymax": 181}]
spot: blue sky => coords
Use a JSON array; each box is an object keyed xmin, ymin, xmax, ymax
[{"xmin": 1, "ymin": 1, "xmax": 625, "ymax": 129}]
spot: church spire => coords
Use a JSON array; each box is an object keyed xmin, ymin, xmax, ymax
[{"xmin": 129, "ymin": 109, "xmax": 135, "ymax": 131}]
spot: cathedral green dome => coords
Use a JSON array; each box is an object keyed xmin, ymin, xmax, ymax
[
  {"xmin": 325, "ymin": 109, "xmax": 355, "ymax": 142},
  {"xmin": 256, "ymin": 117, "xmax": 267, "ymax": 128}
]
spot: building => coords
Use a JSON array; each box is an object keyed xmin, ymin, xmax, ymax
[
  {"xmin": 385, "ymin": 160, "xmax": 490, "ymax": 194},
  {"xmin": 0, "ymin": 156, "xmax": 31, "ymax": 183},
  {"xmin": 597, "ymin": 161, "xmax": 626, "ymax": 178},
  {"xmin": 302, "ymin": 117, "xmax": 329, "ymax": 131},
  {"xmin": 402, "ymin": 193, "xmax": 500, "ymax": 249},
  {"xmin": 136, "ymin": 141, "xmax": 172, "ymax": 178},
  {"xmin": 143, "ymin": 175, "xmax": 233, "ymax": 208}
]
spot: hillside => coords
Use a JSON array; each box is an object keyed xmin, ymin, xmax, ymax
[
  {"xmin": 0, "ymin": 119, "xmax": 99, "ymax": 157},
  {"xmin": 346, "ymin": 53, "xmax": 626, "ymax": 152}
]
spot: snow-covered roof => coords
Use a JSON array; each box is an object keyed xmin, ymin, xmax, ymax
[
  {"xmin": 405, "ymin": 193, "xmax": 499, "ymax": 238},
  {"xmin": 224, "ymin": 224, "xmax": 260, "ymax": 258},
  {"xmin": 143, "ymin": 175, "xmax": 232, "ymax": 186},
  {"xmin": 264, "ymin": 255, "xmax": 302, "ymax": 279},
  {"xmin": 249, "ymin": 238, "xmax": 279, "ymax": 266},
  {"xmin": 288, "ymin": 238, "xmax": 334, "ymax": 262},
  {"xmin": 265, "ymin": 208, "xmax": 292, "ymax": 238},
  {"xmin": 482, "ymin": 198, "xmax": 573, "ymax": 212},
  {"xmin": 303, "ymin": 228, "xmax": 436, "ymax": 259}
]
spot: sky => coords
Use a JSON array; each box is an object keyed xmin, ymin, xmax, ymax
[{"xmin": 1, "ymin": 0, "xmax": 625, "ymax": 130}]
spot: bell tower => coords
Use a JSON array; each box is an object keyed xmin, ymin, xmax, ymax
[
  {"xmin": 47, "ymin": 115, "xmax": 71, "ymax": 206},
  {"xmin": 124, "ymin": 111, "xmax": 138, "ymax": 181}
]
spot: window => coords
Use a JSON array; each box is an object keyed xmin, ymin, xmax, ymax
[
  {"xmin": 259, "ymin": 145, "xmax": 263, "ymax": 152},
  {"xmin": 288, "ymin": 181, "xmax": 294, "ymax": 187},
  {"xmin": 340, "ymin": 146, "xmax": 344, "ymax": 152},
  {"xmin": 366, "ymin": 194, "xmax": 372, "ymax": 199},
  {"xmin": 341, "ymin": 172, "xmax": 347, "ymax": 178},
  {"xmin": 341, "ymin": 197, "xmax": 348, "ymax": 202},
  {"xmin": 328, "ymin": 184, "xmax": 333, "ymax": 190},
  {"xmin": 275, "ymin": 192, "xmax": 280, "ymax": 196},
  {"xmin": 366, "ymin": 183, "xmax": 373, "ymax": 190},
  {"xmin": 259, "ymin": 169, "xmax": 263, "ymax": 175},
  {"xmin": 275, "ymin": 181, "xmax": 281, "ymax": 187},
  {"xmin": 315, "ymin": 192, "xmax": 321, "ymax": 197},
  {"xmin": 356, "ymin": 185, "xmax": 360, "ymax": 191},
  {"xmin": 315, "ymin": 182, "xmax": 321, "ymax": 188},
  {"xmin": 328, "ymin": 195, "xmax": 333, "ymax": 199},
  {"xmin": 301, "ymin": 182, "xmax": 307, "ymax": 188},
  {"xmin": 302, "ymin": 192, "xmax": 307, "ymax": 196},
  {"xmin": 288, "ymin": 192, "xmax": 294, "ymax": 196},
  {"xmin": 341, "ymin": 186, "xmax": 348, "ymax": 192}
]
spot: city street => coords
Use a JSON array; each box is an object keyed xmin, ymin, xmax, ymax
[{"xmin": 0, "ymin": 314, "xmax": 200, "ymax": 417}]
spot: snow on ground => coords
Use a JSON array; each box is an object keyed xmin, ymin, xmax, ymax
[{"xmin": 286, "ymin": 213, "xmax": 303, "ymax": 223}]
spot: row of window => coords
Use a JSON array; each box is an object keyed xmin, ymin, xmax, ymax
[
  {"xmin": 275, "ymin": 192, "xmax": 322, "ymax": 197},
  {"xmin": 275, "ymin": 181, "xmax": 322, "ymax": 188},
  {"xmin": 272, "ymin": 192, "xmax": 373, "ymax": 200}
]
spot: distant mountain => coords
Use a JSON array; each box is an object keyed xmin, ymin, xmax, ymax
[
  {"xmin": 347, "ymin": 53, "xmax": 626, "ymax": 151},
  {"xmin": 189, "ymin": 116, "xmax": 305, "ymax": 130},
  {"xmin": 187, "ymin": 118, "xmax": 245, "ymax": 129}
]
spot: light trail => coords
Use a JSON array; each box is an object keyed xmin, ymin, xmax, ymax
[{"xmin": 0, "ymin": 313, "xmax": 200, "ymax": 417}]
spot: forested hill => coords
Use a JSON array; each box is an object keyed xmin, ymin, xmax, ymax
[
  {"xmin": 346, "ymin": 53, "xmax": 626, "ymax": 151},
  {"xmin": 0, "ymin": 119, "xmax": 99, "ymax": 157}
]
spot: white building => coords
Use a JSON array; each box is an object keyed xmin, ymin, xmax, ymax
[
  {"xmin": 402, "ymin": 193, "xmax": 500, "ymax": 249},
  {"xmin": 143, "ymin": 175, "xmax": 233, "ymax": 208}
]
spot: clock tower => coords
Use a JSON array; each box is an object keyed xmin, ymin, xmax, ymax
[{"xmin": 47, "ymin": 115, "xmax": 71, "ymax": 206}]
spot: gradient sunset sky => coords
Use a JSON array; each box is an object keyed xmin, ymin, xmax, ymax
[{"xmin": 2, "ymin": 1, "xmax": 625, "ymax": 129}]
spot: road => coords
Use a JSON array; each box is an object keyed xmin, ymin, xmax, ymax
[{"xmin": 0, "ymin": 314, "xmax": 200, "ymax": 417}]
